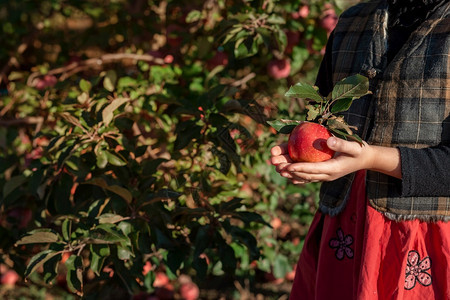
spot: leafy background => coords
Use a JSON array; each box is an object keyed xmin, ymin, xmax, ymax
[{"xmin": 0, "ymin": 0, "xmax": 359, "ymax": 299}]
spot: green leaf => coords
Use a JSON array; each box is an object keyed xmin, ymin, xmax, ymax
[
  {"xmin": 185, "ymin": 10, "xmax": 202, "ymax": 23},
  {"xmin": 331, "ymin": 74, "xmax": 371, "ymax": 102},
  {"xmin": 84, "ymin": 178, "xmax": 132, "ymax": 203},
  {"xmin": 62, "ymin": 219, "xmax": 72, "ymax": 241},
  {"xmin": 329, "ymin": 128, "xmax": 364, "ymax": 145},
  {"xmin": 331, "ymin": 97, "xmax": 353, "ymax": 113},
  {"xmin": 105, "ymin": 151, "xmax": 127, "ymax": 167},
  {"xmin": 267, "ymin": 15, "xmax": 285, "ymax": 25},
  {"xmin": 97, "ymin": 213, "xmax": 124, "ymax": 224},
  {"xmin": 273, "ymin": 254, "xmax": 291, "ymax": 279},
  {"xmin": 266, "ymin": 119, "xmax": 301, "ymax": 134},
  {"xmin": 16, "ymin": 229, "xmax": 61, "ymax": 245},
  {"xmin": 79, "ymin": 79, "xmax": 92, "ymax": 93},
  {"xmin": 103, "ymin": 70, "xmax": 117, "ymax": 92},
  {"xmin": 117, "ymin": 244, "xmax": 134, "ymax": 260},
  {"xmin": 3, "ymin": 175, "xmax": 27, "ymax": 199},
  {"xmin": 43, "ymin": 252, "xmax": 62, "ymax": 284},
  {"xmin": 24, "ymin": 250, "xmax": 61, "ymax": 278},
  {"xmin": 90, "ymin": 244, "xmax": 110, "ymax": 276},
  {"xmin": 102, "ymin": 97, "xmax": 129, "ymax": 126},
  {"xmin": 233, "ymin": 211, "xmax": 270, "ymax": 226},
  {"xmin": 96, "ymin": 149, "xmax": 108, "ymax": 168},
  {"xmin": 65, "ymin": 255, "xmax": 84, "ymax": 296},
  {"xmin": 285, "ymin": 83, "xmax": 324, "ymax": 103},
  {"xmin": 93, "ymin": 223, "xmax": 129, "ymax": 244}
]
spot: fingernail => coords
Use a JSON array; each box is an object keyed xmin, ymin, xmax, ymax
[{"xmin": 327, "ymin": 137, "xmax": 337, "ymax": 147}]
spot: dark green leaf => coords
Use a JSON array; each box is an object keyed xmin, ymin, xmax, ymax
[
  {"xmin": 329, "ymin": 128, "xmax": 364, "ymax": 145},
  {"xmin": 331, "ymin": 74, "xmax": 371, "ymax": 102},
  {"xmin": 90, "ymin": 244, "xmax": 110, "ymax": 276},
  {"xmin": 62, "ymin": 219, "xmax": 72, "ymax": 241},
  {"xmin": 285, "ymin": 83, "xmax": 324, "ymax": 102},
  {"xmin": 25, "ymin": 250, "xmax": 61, "ymax": 278},
  {"xmin": 266, "ymin": 119, "xmax": 301, "ymax": 134},
  {"xmin": 43, "ymin": 253, "xmax": 62, "ymax": 284},
  {"xmin": 3, "ymin": 175, "xmax": 27, "ymax": 199},
  {"xmin": 331, "ymin": 97, "xmax": 353, "ymax": 113},
  {"xmin": 65, "ymin": 255, "xmax": 84, "ymax": 296}
]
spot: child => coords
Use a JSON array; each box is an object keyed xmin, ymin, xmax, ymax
[{"xmin": 271, "ymin": 1, "xmax": 450, "ymax": 299}]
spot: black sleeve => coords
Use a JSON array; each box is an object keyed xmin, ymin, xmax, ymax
[
  {"xmin": 399, "ymin": 145, "xmax": 450, "ymax": 197},
  {"xmin": 314, "ymin": 32, "xmax": 334, "ymax": 97}
]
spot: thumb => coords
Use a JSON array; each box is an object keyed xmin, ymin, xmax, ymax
[{"xmin": 326, "ymin": 137, "xmax": 362, "ymax": 156}]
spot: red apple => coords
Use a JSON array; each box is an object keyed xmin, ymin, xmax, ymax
[
  {"xmin": 288, "ymin": 122, "xmax": 334, "ymax": 162},
  {"xmin": 270, "ymin": 217, "xmax": 282, "ymax": 230},
  {"xmin": 153, "ymin": 272, "xmax": 169, "ymax": 288},
  {"xmin": 267, "ymin": 59, "xmax": 291, "ymax": 79},
  {"xmin": 35, "ymin": 74, "xmax": 57, "ymax": 90},
  {"xmin": 179, "ymin": 282, "xmax": 200, "ymax": 300},
  {"xmin": 142, "ymin": 261, "xmax": 153, "ymax": 276},
  {"xmin": 1, "ymin": 269, "xmax": 20, "ymax": 286},
  {"xmin": 320, "ymin": 9, "xmax": 338, "ymax": 35}
]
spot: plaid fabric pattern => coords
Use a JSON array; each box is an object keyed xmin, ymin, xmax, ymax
[{"xmin": 319, "ymin": 0, "xmax": 450, "ymax": 221}]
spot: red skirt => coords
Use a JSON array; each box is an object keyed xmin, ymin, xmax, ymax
[{"xmin": 289, "ymin": 170, "xmax": 450, "ymax": 300}]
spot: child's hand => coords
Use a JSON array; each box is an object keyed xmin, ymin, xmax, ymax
[{"xmin": 271, "ymin": 137, "xmax": 401, "ymax": 185}]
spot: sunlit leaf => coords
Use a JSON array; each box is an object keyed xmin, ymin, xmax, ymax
[{"xmin": 285, "ymin": 83, "xmax": 324, "ymax": 102}]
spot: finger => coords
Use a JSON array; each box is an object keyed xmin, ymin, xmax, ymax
[
  {"xmin": 285, "ymin": 161, "xmax": 334, "ymax": 174},
  {"xmin": 270, "ymin": 143, "xmax": 289, "ymax": 156},
  {"xmin": 327, "ymin": 137, "xmax": 364, "ymax": 157},
  {"xmin": 291, "ymin": 179, "xmax": 308, "ymax": 185},
  {"xmin": 290, "ymin": 171, "xmax": 329, "ymax": 182},
  {"xmin": 271, "ymin": 154, "xmax": 293, "ymax": 165},
  {"xmin": 276, "ymin": 163, "xmax": 291, "ymax": 174}
]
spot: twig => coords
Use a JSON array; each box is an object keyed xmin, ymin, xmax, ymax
[{"xmin": 27, "ymin": 52, "xmax": 167, "ymax": 87}]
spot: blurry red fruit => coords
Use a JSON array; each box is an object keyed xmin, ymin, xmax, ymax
[
  {"xmin": 1, "ymin": 269, "xmax": 20, "ymax": 286},
  {"xmin": 179, "ymin": 282, "xmax": 200, "ymax": 300},
  {"xmin": 270, "ymin": 217, "xmax": 282, "ymax": 230},
  {"xmin": 320, "ymin": 9, "xmax": 338, "ymax": 34},
  {"xmin": 153, "ymin": 272, "xmax": 169, "ymax": 288},
  {"xmin": 142, "ymin": 261, "xmax": 153, "ymax": 276},
  {"xmin": 36, "ymin": 74, "xmax": 57, "ymax": 90},
  {"xmin": 267, "ymin": 59, "xmax": 291, "ymax": 79}
]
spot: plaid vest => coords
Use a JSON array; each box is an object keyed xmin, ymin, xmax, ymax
[{"xmin": 319, "ymin": 0, "xmax": 450, "ymax": 221}]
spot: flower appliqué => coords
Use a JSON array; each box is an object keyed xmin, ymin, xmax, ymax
[
  {"xmin": 404, "ymin": 250, "xmax": 432, "ymax": 290},
  {"xmin": 328, "ymin": 228, "xmax": 354, "ymax": 260}
]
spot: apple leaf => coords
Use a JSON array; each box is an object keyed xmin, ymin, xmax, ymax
[
  {"xmin": 267, "ymin": 119, "xmax": 301, "ymax": 134},
  {"xmin": 24, "ymin": 250, "xmax": 62, "ymax": 278},
  {"xmin": 331, "ymin": 74, "xmax": 370, "ymax": 102},
  {"xmin": 285, "ymin": 82, "xmax": 324, "ymax": 103},
  {"xmin": 331, "ymin": 97, "xmax": 353, "ymax": 113},
  {"xmin": 16, "ymin": 229, "xmax": 61, "ymax": 245},
  {"xmin": 65, "ymin": 255, "xmax": 84, "ymax": 296},
  {"xmin": 327, "ymin": 118, "xmax": 356, "ymax": 135},
  {"xmin": 305, "ymin": 104, "xmax": 320, "ymax": 121},
  {"xmin": 329, "ymin": 128, "xmax": 364, "ymax": 146}
]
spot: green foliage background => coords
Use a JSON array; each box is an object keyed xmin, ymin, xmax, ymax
[{"xmin": 0, "ymin": 0, "xmax": 358, "ymax": 299}]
